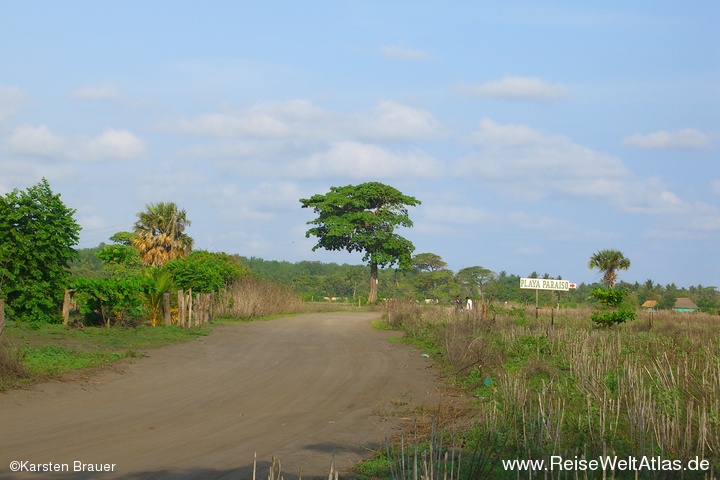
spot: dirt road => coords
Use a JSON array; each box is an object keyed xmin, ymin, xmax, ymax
[{"xmin": 0, "ymin": 312, "xmax": 444, "ymax": 479}]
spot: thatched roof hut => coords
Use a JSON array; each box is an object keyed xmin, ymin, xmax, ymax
[
  {"xmin": 672, "ymin": 297, "xmax": 699, "ymax": 313},
  {"xmin": 641, "ymin": 300, "xmax": 657, "ymax": 310}
]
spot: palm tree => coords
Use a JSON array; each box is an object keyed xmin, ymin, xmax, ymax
[
  {"xmin": 588, "ymin": 249, "xmax": 630, "ymax": 289},
  {"xmin": 133, "ymin": 202, "xmax": 193, "ymax": 267},
  {"xmin": 141, "ymin": 268, "xmax": 174, "ymax": 326}
]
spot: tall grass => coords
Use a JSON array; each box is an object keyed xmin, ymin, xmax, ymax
[
  {"xmin": 381, "ymin": 301, "xmax": 720, "ymax": 479},
  {"xmin": 215, "ymin": 276, "xmax": 305, "ymax": 319}
]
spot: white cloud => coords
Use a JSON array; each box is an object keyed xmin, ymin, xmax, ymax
[
  {"xmin": 711, "ymin": 179, "xmax": 720, "ymax": 195},
  {"xmin": 177, "ymin": 112, "xmax": 289, "ymax": 137},
  {"xmin": 4, "ymin": 124, "xmax": 145, "ymax": 162},
  {"xmin": 6, "ymin": 124, "xmax": 66, "ymax": 156},
  {"xmin": 0, "ymin": 85, "xmax": 26, "ymax": 125},
  {"xmin": 172, "ymin": 100, "xmax": 332, "ymax": 138},
  {"xmin": 459, "ymin": 118, "xmax": 629, "ymax": 200},
  {"xmin": 0, "ymin": 154, "xmax": 76, "ymax": 194},
  {"xmin": 622, "ymin": 128, "xmax": 711, "ymax": 149},
  {"xmin": 72, "ymin": 84, "xmax": 121, "ymax": 102},
  {"xmin": 248, "ymin": 182, "xmax": 303, "ymax": 210},
  {"xmin": 180, "ymin": 139, "xmax": 308, "ymax": 161},
  {"xmin": 616, "ymin": 177, "xmax": 685, "ymax": 214},
  {"xmin": 423, "ymin": 205, "xmax": 496, "ymax": 225},
  {"xmin": 644, "ymin": 200, "xmax": 720, "ymax": 239},
  {"xmin": 469, "ymin": 118, "xmax": 555, "ymax": 147},
  {"xmin": 422, "ymin": 204, "xmax": 568, "ymax": 232},
  {"xmin": 170, "ymin": 99, "xmax": 443, "ymax": 143},
  {"xmin": 380, "ymin": 46, "xmax": 429, "ymax": 60},
  {"xmin": 459, "ymin": 76, "xmax": 568, "ymax": 101},
  {"xmin": 72, "ymin": 129, "xmax": 146, "ymax": 161},
  {"xmin": 356, "ymin": 101, "xmax": 445, "ymax": 141},
  {"xmin": 297, "ymin": 141, "xmax": 443, "ymax": 180}
]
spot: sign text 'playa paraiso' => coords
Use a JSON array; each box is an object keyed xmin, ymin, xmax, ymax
[{"xmin": 519, "ymin": 278, "xmax": 576, "ymax": 291}]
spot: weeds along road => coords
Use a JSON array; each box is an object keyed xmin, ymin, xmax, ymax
[{"xmin": 0, "ymin": 312, "xmax": 443, "ymax": 479}]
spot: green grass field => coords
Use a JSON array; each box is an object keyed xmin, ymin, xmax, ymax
[{"xmin": 0, "ymin": 322, "xmax": 211, "ymax": 389}]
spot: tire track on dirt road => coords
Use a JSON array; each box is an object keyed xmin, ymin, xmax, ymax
[{"xmin": 0, "ymin": 312, "xmax": 444, "ymax": 479}]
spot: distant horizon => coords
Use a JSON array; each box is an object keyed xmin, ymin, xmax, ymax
[
  {"xmin": 75, "ymin": 240, "xmax": 713, "ymax": 290},
  {"xmin": 3, "ymin": 2, "xmax": 718, "ymax": 290}
]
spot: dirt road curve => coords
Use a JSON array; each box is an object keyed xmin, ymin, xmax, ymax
[{"xmin": 0, "ymin": 312, "xmax": 444, "ymax": 479}]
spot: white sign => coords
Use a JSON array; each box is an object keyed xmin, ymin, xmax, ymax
[{"xmin": 519, "ymin": 277, "xmax": 572, "ymax": 291}]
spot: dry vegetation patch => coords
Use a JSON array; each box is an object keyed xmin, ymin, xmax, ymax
[{"xmin": 377, "ymin": 300, "xmax": 720, "ymax": 478}]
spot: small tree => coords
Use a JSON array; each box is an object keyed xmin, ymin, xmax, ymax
[
  {"xmin": 0, "ymin": 179, "xmax": 80, "ymax": 324},
  {"xmin": 300, "ymin": 182, "xmax": 420, "ymax": 303},
  {"xmin": 587, "ymin": 250, "xmax": 634, "ymax": 327},
  {"xmin": 590, "ymin": 288, "xmax": 636, "ymax": 328}
]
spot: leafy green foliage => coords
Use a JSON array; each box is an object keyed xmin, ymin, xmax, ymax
[
  {"xmin": 97, "ymin": 244, "xmax": 141, "ymax": 267},
  {"xmin": 590, "ymin": 287, "xmax": 636, "ymax": 328},
  {"xmin": 164, "ymin": 250, "xmax": 248, "ymax": 293},
  {"xmin": 590, "ymin": 287, "xmax": 626, "ymax": 307},
  {"xmin": 72, "ymin": 277, "xmax": 146, "ymax": 326},
  {"xmin": 590, "ymin": 309, "xmax": 636, "ymax": 328},
  {"xmin": 300, "ymin": 182, "xmax": 420, "ymax": 302},
  {"xmin": 0, "ymin": 179, "xmax": 81, "ymax": 324}
]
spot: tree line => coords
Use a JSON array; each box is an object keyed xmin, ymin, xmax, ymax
[
  {"xmin": 1, "ymin": 180, "xmax": 245, "ymax": 327},
  {"xmin": 238, "ymin": 255, "xmax": 720, "ymax": 313},
  {"xmin": 2, "ymin": 179, "xmax": 718, "ymax": 328}
]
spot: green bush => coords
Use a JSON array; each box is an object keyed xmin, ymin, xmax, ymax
[
  {"xmin": 72, "ymin": 277, "xmax": 146, "ymax": 326},
  {"xmin": 0, "ymin": 179, "xmax": 80, "ymax": 324},
  {"xmin": 590, "ymin": 288, "xmax": 636, "ymax": 328},
  {"xmin": 164, "ymin": 251, "xmax": 248, "ymax": 293}
]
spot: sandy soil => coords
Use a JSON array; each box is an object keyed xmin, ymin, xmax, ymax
[{"xmin": 0, "ymin": 312, "xmax": 446, "ymax": 479}]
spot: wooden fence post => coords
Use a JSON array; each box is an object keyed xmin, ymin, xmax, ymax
[
  {"xmin": 163, "ymin": 292, "xmax": 171, "ymax": 326},
  {"xmin": 199, "ymin": 294, "xmax": 206, "ymax": 324},
  {"xmin": 187, "ymin": 288, "xmax": 193, "ymax": 326},
  {"xmin": 62, "ymin": 289, "xmax": 72, "ymax": 325},
  {"xmin": 194, "ymin": 294, "xmax": 201, "ymax": 325},
  {"xmin": 177, "ymin": 290, "xmax": 185, "ymax": 328}
]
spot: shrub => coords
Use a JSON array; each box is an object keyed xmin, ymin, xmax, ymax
[
  {"xmin": 589, "ymin": 287, "xmax": 636, "ymax": 328},
  {"xmin": 164, "ymin": 251, "xmax": 248, "ymax": 294},
  {"xmin": 0, "ymin": 339, "xmax": 29, "ymax": 391}
]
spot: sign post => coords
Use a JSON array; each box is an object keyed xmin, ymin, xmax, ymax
[{"xmin": 519, "ymin": 277, "xmax": 576, "ymax": 324}]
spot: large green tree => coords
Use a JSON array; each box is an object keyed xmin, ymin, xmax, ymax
[
  {"xmin": 133, "ymin": 202, "xmax": 193, "ymax": 267},
  {"xmin": 300, "ymin": 182, "xmax": 420, "ymax": 303},
  {"xmin": 411, "ymin": 252, "xmax": 453, "ymax": 300},
  {"xmin": 0, "ymin": 179, "xmax": 81, "ymax": 323},
  {"xmin": 588, "ymin": 249, "xmax": 631, "ymax": 289},
  {"xmin": 457, "ymin": 266, "xmax": 496, "ymax": 303}
]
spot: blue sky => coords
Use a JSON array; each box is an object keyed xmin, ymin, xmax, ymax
[{"xmin": 1, "ymin": 1, "xmax": 718, "ymax": 288}]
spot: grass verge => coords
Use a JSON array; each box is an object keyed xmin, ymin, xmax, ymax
[{"xmin": 0, "ymin": 321, "xmax": 210, "ymax": 391}]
